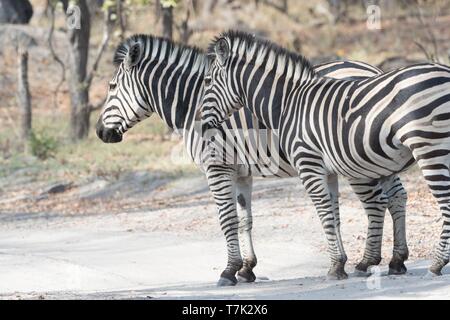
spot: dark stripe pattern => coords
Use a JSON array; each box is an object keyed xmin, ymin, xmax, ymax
[
  {"xmin": 201, "ymin": 30, "xmax": 450, "ymax": 277},
  {"xmin": 97, "ymin": 34, "xmax": 409, "ymax": 284}
]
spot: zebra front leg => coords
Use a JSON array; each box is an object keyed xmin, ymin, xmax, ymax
[
  {"xmin": 300, "ymin": 172, "xmax": 348, "ymax": 280},
  {"xmin": 382, "ymin": 175, "xmax": 409, "ymax": 275},
  {"xmin": 350, "ymin": 180, "xmax": 389, "ymax": 275},
  {"xmin": 206, "ymin": 166, "xmax": 243, "ymax": 286},
  {"xmin": 235, "ymin": 176, "xmax": 257, "ymax": 283}
]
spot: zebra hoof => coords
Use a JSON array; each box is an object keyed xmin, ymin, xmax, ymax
[
  {"xmin": 423, "ymin": 270, "xmax": 440, "ymax": 279},
  {"xmin": 428, "ymin": 258, "xmax": 448, "ymax": 276},
  {"xmin": 237, "ymin": 269, "xmax": 256, "ymax": 283},
  {"xmin": 355, "ymin": 258, "xmax": 381, "ymax": 275},
  {"xmin": 388, "ymin": 261, "xmax": 407, "ymax": 275},
  {"xmin": 217, "ymin": 276, "xmax": 237, "ymax": 287},
  {"xmin": 428, "ymin": 267, "xmax": 443, "ymax": 277},
  {"xmin": 353, "ymin": 268, "xmax": 371, "ymax": 277},
  {"xmin": 327, "ymin": 264, "xmax": 348, "ymax": 280}
]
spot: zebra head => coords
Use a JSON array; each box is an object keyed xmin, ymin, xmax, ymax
[
  {"xmin": 96, "ymin": 36, "xmax": 152, "ymax": 143},
  {"xmin": 200, "ymin": 37, "xmax": 244, "ymax": 132}
]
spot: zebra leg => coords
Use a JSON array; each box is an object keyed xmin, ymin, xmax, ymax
[
  {"xmin": 235, "ymin": 176, "xmax": 258, "ymax": 283},
  {"xmin": 350, "ymin": 180, "xmax": 389, "ymax": 275},
  {"xmin": 300, "ymin": 172, "xmax": 348, "ymax": 280},
  {"xmin": 206, "ymin": 166, "xmax": 243, "ymax": 286},
  {"xmin": 411, "ymin": 152, "xmax": 450, "ymax": 276},
  {"xmin": 382, "ymin": 176, "xmax": 409, "ymax": 275}
]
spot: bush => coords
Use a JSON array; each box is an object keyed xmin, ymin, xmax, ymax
[{"xmin": 29, "ymin": 129, "xmax": 58, "ymax": 160}]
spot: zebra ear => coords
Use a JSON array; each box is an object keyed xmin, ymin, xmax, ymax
[
  {"xmin": 215, "ymin": 38, "xmax": 230, "ymax": 65},
  {"xmin": 125, "ymin": 42, "xmax": 142, "ymax": 70}
]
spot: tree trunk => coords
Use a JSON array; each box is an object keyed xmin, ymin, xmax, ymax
[
  {"xmin": 161, "ymin": 4, "xmax": 173, "ymax": 40},
  {"xmin": 180, "ymin": 6, "xmax": 192, "ymax": 44},
  {"xmin": 191, "ymin": 0, "xmax": 198, "ymax": 12},
  {"xmin": 154, "ymin": 0, "xmax": 161, "ymax": 22},
  {"xmin": 86, "ymin": 0, "xmax": 103, "ymax": 16},
  {"xmin": 66, "ymin": 0, "xmax": 91, "ymax": 141},
  {"xmin": 203, "ymin": 0, "xmax": 218, "ymax": 15},
  {"xmin": 281, "ymin": 0, "xmax": 288, "ymax": 12},
  {"xmin": 69, "ymin": 86, "xmax": 90, "ymax": 140},
  {"xmin": 17, "ymin": 48, "xmax": 31, "ymax": 143},
  {"xmin": 116, "ymin": 0, "xmax": 126, "ymax": 40}
]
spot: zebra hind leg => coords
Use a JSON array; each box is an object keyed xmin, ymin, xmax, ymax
[
  {"xmin": 235, "ymin": 176, "xmax": 258, "ymax": 283},
  {"xmin": 382, "ymin": 176, "xmax": 409, "ymax": 275},
  {"xmin": 206, "ymin": 166, "xmax": 243, "ymax": 286},
  {"xmin": 412, "ymin": 151, "xmax": 450, "ymax": 276},
  {"xmin": 350, "ymin": 180, "xmax": 389, "ymax": 276}
]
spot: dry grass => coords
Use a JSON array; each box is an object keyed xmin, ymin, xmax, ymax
[{"xmin": 2, "ymin": 0, "xmax": 450, "ymax": 213}]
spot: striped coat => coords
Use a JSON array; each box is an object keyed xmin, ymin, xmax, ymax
[
  {"xmin": 201, "ymin": 30, "xmax": 450, "ymax": 278},
  {"xmin": 96, "ymin": 34, "xmax": 408, "ymax": 285}
]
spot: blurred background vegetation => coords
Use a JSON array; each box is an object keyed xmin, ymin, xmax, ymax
[{"xmin": 1, "ymin": 0, "xmax": 450, "ymax": 207}]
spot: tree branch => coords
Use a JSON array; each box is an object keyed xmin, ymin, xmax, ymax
[
  {"xmin": 176, "ymin": 2, "xmax": 193, "ymax": 44},
  {"xmin": 85, "ymin": 5, "xmax": 115, "ymax": 91},
  {"xmin": 47, "ymin": 1, "xmax": 66, "ymax": 109},
  {"xmin": 414, "ymin": 40, "xmax": 433, "ymax": 61},
  {"xmin": 414, "ymin": 3, "xmax": 440, "ymax": 63}
]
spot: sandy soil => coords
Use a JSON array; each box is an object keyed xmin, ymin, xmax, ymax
[{"xmin": 0, "ymin": 171, "xmax": 449, "ymax": 300}]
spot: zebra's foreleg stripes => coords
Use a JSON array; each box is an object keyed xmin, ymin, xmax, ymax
[
  {"xmin": 235, "ymin": 176, "xmax": 257, "ymax": 283},
  {"xmin": 300, "ymin": 171, "xmax": 348, "ymax": 280},
  {"xmin": 350, "ymin": 180, "xmax": 388, "ymax": 275},
  {"xmin": 206, "ymin": 166, "xmax": 243, "ymax": 286},
  {"xmin": 383, "ymin": 176, "xmax": 409, "ymax": 275}
]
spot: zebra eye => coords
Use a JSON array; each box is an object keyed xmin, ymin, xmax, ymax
[
  {"xmin": 109, "ymin": 82, "xmax": 117, "ymax": 91},
  {"xmin": 204, "ymin": 77, "xmax": 212, "ymax": 87}
]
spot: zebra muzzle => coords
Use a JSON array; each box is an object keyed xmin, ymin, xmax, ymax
[{"xmin": 96, "ymin": 120, "xmax": 123, "ymax": 143}]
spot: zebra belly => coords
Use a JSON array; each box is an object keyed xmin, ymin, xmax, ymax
[
  {"xmin": 318, "ymin": 121, "xmax": 416, "ymax": 180},
  {"xmin": 321, "ymin": 147, "xmax": 415, "ymax": 180},
  {"xmin": 184, "ymin": 118, "xmax": 298, "ymax": 179},
  {"xmin": 283, "ymin": 125, "xmax": 415, "ymax": 180}
]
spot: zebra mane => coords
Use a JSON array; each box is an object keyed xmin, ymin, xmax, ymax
[
  {"xmin": 113, "ymin": 34, "xmax": 207, "ymax": 70},
  {"xmin": 208, "ymin": 30, "xmax": 316, "ymax": 77}
]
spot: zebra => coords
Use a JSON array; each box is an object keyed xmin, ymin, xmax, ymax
[
  {"xmin": 200, "ymin": 30, "xmax": 450, "ymax": 279},
  {"xmin": 95, "ymin": 34, "xmax": 408, "ymax": 285}
]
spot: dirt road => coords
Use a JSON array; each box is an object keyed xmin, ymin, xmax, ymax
[{"xmin": 0, "ymin": 171, "xmax": 449, "ymax": 299}]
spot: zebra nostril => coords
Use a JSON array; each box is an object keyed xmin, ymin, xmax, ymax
[
  {"xmin": 102, "ymin": 128, "xmax": 123, "ymax": 143},
  {"xmin": 95, "ymin": 119, "xmax": 122, "ymax": 143}
]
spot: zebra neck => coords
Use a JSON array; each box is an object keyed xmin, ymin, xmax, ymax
[
  {"xmin": 240, "ymin": 64, "xmax": 315, "ymax": 130},
  {"xmin": 147, "ymin": 51, "xmax": 208, "ymax": 137}
]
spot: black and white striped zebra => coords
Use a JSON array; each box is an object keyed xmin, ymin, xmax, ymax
[
  {"xmin": 200, "ymin": 30, "xmax": 450, "ymax": 279},
  {"xmin": 96, "ymin": 34, "xmax": 408, "ymax": 285}
]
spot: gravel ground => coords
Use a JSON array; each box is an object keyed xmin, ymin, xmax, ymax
[{"xmin": 0, "ymin": 166, "xmax": 448, "ymax": 299}]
